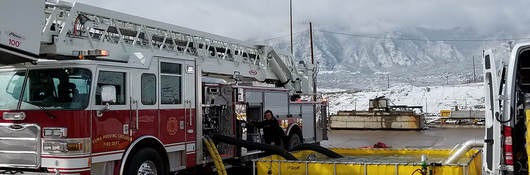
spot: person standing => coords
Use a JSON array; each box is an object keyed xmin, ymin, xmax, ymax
[{"xmin": 253, "ymin": 110, "xmax": 285, "ymax": 147}]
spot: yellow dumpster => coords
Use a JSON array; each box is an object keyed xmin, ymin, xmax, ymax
[
  {"xmin": 440, "ymin": 110, "xmax": 452, "ymax": 118},
  {"xmin": 253, "ymin": 148, "xmax": 481, "ymax": 175}
]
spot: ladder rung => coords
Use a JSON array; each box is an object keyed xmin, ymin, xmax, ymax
[{"xmin": 45, "ymin": 2, "xmax": 263, "ymax": 67}]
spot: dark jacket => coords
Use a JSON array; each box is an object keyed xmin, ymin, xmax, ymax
[{"xmin": 254, "ymin": 117, "xmax": 285, "ymax": 145}]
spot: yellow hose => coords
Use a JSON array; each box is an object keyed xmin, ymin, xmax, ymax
[
  {"xmin": 208, "ymin": 138, "xmax": 227, "ymax": 175},
  {"xmin": 210, "ymin": 138, "xmax": 227, "ymax": 175},
  {"xmin": 203, "ymin": 137, "xmax": 227, "ymax": 175},
  {"xmin": 203, "ymin": 138, "xmax": 222, "ymax": 175},
  {"xmin": 203, "ymin": 138, "xmax": 221, "ymax": 175}
]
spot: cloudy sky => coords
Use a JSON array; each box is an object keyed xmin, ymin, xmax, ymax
[{"xmin": 76, "ymin": 0, "xmax": 530, "ymax": 41}]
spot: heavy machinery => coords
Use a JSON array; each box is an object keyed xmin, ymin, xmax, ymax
[
  {"xmin": 483, "ymin": 43, "xmax": 530, "ymax": 174},
  {"xmin": 0, "ymin": 1, "xmax": 326, "ymax": 174}
]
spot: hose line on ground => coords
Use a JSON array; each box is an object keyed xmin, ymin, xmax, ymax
[
  {"xmin": 212, "ymin": 134, "xmax": 298, "ymax": 160},
  {"xmin": 290, "ymin": 144, "xmax": 343, "ymax": 158}
]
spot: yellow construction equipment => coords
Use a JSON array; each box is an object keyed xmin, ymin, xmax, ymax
[{"xmin": 440, "ymin": 110, "xmax": 451, "ymax": 117}]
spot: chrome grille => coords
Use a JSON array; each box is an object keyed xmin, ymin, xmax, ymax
[{"xmin": 0, "ymin": 123, "xmax": 40, "ymax": 168}]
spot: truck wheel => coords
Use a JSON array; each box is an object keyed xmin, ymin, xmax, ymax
[
  {"xmin": 125, "ymin": 148, "xmax": 165, "ymax": 175},
  {"xmin": 287, "ymin": 133, "xmax": 302, "ymax": 151}
]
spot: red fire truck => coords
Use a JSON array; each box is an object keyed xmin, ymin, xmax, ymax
[{"xmin": 0, "ymin": 1, "xmax": 327, "ymax": 174}]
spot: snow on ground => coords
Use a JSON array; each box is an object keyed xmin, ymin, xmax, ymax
[{"xmin": 322, "ymin": 83, "xmax": 484, "ymax": 115}]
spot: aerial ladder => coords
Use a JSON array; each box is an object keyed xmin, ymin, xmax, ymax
[{"xmin": 0, "ymin": 0, "xmax": 315, "ymax": 94}]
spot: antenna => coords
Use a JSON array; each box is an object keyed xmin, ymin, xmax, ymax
[
  {"xmin": 472, "ymin": 55, "xmax": 476, "ymax": 82},
  {"xmin": 310, "ymin": 22, "xmax": 316, "ymax": 101},
  {"xmin": 290, "ymin": 0, "xmax": 293, "ymax": 55}
]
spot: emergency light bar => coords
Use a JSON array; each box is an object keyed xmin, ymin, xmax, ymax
[{"xmin": 73, "ymin": 49, "xmax": 109, "ymax": 60}]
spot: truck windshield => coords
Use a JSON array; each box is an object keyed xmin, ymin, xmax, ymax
[{"xmin": 0, "ymin": 68, "xmax": 92, "ymax": 110}]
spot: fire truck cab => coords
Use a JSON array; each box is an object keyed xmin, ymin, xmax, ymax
[{"xmin": 0, "ymin": 1, "xmax": 326, "ymax": 174}]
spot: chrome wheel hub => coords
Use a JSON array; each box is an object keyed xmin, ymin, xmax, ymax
[{"xmin": 137, "ymin": 160, "xmax": 157, "ymax": 175}]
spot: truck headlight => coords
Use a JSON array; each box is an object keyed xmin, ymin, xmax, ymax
[
  {"xmin": 43, "ymin": 127, "xmax": 67, "ymax": 138},
  {"xmin": 42, "ymin": 138, "xmax": 90, "ymax": 155},
  {"xmin": 2, "ymin": 112, "xmax": 26, "ymax": 120}
]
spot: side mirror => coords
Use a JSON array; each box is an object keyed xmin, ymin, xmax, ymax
[
  {"xmin": 101, "ymin": 85, "xmax": 116, "ymax": 104},
  {"xmin": 97, "ymin": 85, "xmax": 116, "ymax": 117}
]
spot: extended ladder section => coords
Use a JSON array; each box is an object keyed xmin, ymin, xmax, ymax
[
  {"xmin": 44, "ymin": 1, "xmax": 315, "ymax": 93},
  {"xmin": 1, "ymin": 0, "xmax": 314, "ymax": 94}
]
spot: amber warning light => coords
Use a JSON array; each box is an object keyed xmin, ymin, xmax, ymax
[{"xmin": 74, "ymin": 49, "xmax": 109, "ymax": 60}]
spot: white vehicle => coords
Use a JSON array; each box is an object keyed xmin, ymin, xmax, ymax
[
  {"xmin": 483, "ymin": 43, "xmax": 530, "ymax": 174},
  {"xmin": 0, "ymin": 1, "xmax": 326, "ymax": 174}
]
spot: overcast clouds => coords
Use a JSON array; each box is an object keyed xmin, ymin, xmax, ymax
[{"xmin": 76, "ymin": 0, "xmax": 530, "ymax": 41}]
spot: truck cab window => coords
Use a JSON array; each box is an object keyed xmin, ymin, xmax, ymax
[
  {"xmin": 160, "ymin": 62, "xmax": 182, "ymax": 104},
  {"xmin": 0, "ymin": 68, "xmax": 91, "ymax": 110},
  {"xmin": 96, "ymin": 71, "xmax": 126, "ymax": 105},
  {"xmin": 141, "ymin": 73, "xmax": 156, "ymax": 105}
]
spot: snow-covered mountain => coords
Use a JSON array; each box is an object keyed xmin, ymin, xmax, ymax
[{"xmin": 265, "ymin": 26, "xmax": 516, "ymax": 89}]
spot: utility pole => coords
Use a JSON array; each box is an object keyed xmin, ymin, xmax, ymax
[
  {"xmin": 472, "ymin": 56, "xmax": 476, "ymax": 82},
  {"xmin": 290, "ymin": 0, "xmax": 293, "ymax": 55},
  {"xmin": 309, "ymin": 22, "xmax": 318, "ymax": 143},
  {"xmin": 310, "ymin": 22, "xmax": 316, "ymax": 101},
  {"xmin": 425, "ymin": 96, "xmax": 428, "ymax": 113},
  {"xmin": 310, "ymin": 22, "xmax": 314, "ymax": 64},
  {"xmin": 424, "ymin": 87, "xmax": 430, "ymax": 114},
  {"xmin": 387, "ymin": 74, "xmax": 390, "ymax": 89}
]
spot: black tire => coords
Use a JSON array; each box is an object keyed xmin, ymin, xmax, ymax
[
  {"xmin": 125, "ymin": 148, "xmax": 166, "ymax": 175},
  {"xmin": 286, "ymin": 133, "xmax": 302, "ymax": 151}
]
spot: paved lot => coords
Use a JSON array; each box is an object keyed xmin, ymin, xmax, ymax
[{"xmin": 321, "ymin": 127, "xmax": 484, "ymax": 149}]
